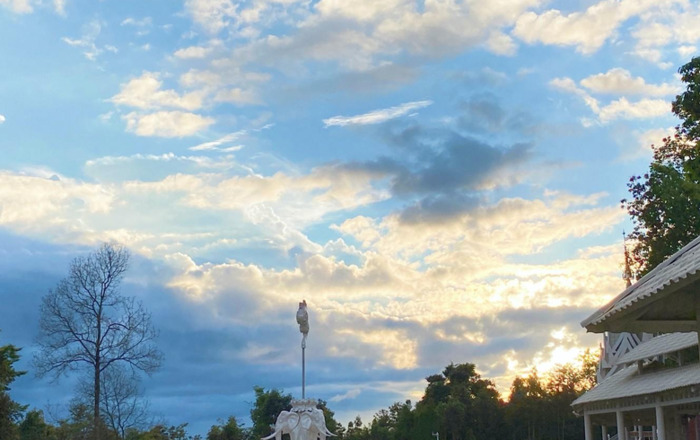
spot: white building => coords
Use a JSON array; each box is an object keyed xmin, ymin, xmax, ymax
[{"xmin": 572, "ymin": 235, "xmax": 700, "ymax": 440}]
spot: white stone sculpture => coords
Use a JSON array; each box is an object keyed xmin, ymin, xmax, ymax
[
  {"xmin": 262, "ymin": 399, "xmax": 334, "ymax": 440},
  {"xmin": 296, "ymin": 300, "xmax": 309, "ymax": 348},
  {"xmin": 261, "ymin": 301, "xmax": 334, "ymax": 440}
]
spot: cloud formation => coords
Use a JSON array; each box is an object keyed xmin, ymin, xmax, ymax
[
  {"xmin": 323, "ymin": 101, "xmax": 432, "ymax": 127},
  {"xmin": 550, "ymin": 73, "xmax": 673, "ymax": 124},
  {"xmin": 123, "ymin": 111, "xmax": 215, "ymax": 137}
]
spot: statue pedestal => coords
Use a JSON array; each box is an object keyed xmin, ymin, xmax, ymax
[{"xmin": 262, "ymin": 398, "xmax": 334, "ymax": 440}]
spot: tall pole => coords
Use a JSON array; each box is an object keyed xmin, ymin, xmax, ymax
[
  {"xmin": 302, "ymin": 338, "xmax": 306, "ymax": 398},
  {"xmin": 296, "ymin": 300, "xmax": 309, "ymax": 400}
]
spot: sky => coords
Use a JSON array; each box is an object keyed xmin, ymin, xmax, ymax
[{"xmin": 0, "ymin": 0, "xmax": 697, "ymax": 436}]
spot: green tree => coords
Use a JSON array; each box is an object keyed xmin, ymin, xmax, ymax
[
  {"xmin": 673, "ymin": 57, "xmax": 700, "ymax": 140},
  {"xmin": 207, "ymin": 417, "xmax": 244, "ymax": 440},
  {"xmin": 506, "ymin": 351, "xmax": 597, "ymax": 440},
  {"xmin": 506, "ymin": 372, "xmax": 547, "ymax": 440},
  {"xmin": 345, "ymin": 416, "xmax": 369, "ymax": 440},
  {"xmin": 35, "ymin": 243, "xmax": 162, "ymax": 439},
  {"xmin": 623, "ymin": 56, "xmax": 700, "ymax": 275},
  {"xmin": 0, "ymin": 338, "xmax": 26, "ymax": 440},
  {"xmin": 250, "ymin": 386, "xmax": 292, "ymax": 440},
  {"xmin": 19, "ymin": 410, "xmax": 55, "ymax": 440},
  {"xmin": 414, "ymin": 363, "xmax": 504, "ymax": 440},
  {"xmin": 316, "ymin": 400, "xmax": 342, "ymax": 438},
  {"xmin": 126, "ymin": 423, "xmax": 195, "ymax": 440}
]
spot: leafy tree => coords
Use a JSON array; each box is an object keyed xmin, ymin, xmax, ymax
[
  {"xmin": 250, "ymin": 386, "xmax": 292, "ymax": 440},
  {"xmin": 506, "ymin": 372, "xmax": 547, "ymax": 440},
  {"xmin": 35, "ymin": 243, "xmax": 162, "ymax": 439},
  {"xmin": 0, "ymin": 338, "xmax": 26, "ymax": 440},
  {"xmin": 126, "ymin": 423, "xmax": 197, "ymax": 440},
  {"xmin": 207, "ymin": 416, "xmax": 244, "ymax": 440},
  {"xmin": 19, "ymin": 410, "xmax": 55, "ymax": 440},
  {"xmin": 623, "ymin": 57, "xmax": 700, "ymax": 275},
  {"xmin": 506, "ymin": 351, "xmax": 597, "ymax": 440},
  {"xmin": 345, "ymin": 416, "xmax": 369, "ymax": 440},
  {"xmin": 673, "ymin": 57, "xmax": 700, "ymax": 140},
  {"xmin": 414, "ymin": 363, "xmax": 504, "ymax": 440},
  {"xmin": 316, "ymin": 399, "xmax": 343, "ymax": 438}
]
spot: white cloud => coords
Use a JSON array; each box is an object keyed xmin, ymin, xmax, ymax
[
  {"xmin": 598, "ymin": 97, "xmax": 669, "ymax": 122},
  {"xmin": 85, "ymin": 152, "xmax": 232, "ymax": 169},
  {"xmin": 329, "ymin": 388, "xmax": 361, "ymax": 402},
  {"xmin": 158, "ymin": 190, "xmax": 623, "ymax": 381},
  {"xmin": 53, "ymin": 0, "xmax": 65, "ymax": 15},
  {"xmin": 550, "ymin": 76, "xmax": 670, "ymax": 123},
  {"xmin": 487, "ymin": 31, "xmax": 518, "ymax": 55},
  {"xmin": 323, "ymin": 100, "xmax": 432, "ymax": 127},
  {"xmin": 185, "ymin": 0, "xmax": 237, "ymax": 34},
  {"xmin": 111, "ymin": 72, "xmax": 205, "ymax": 111},
  {"xmin": 62, "ymin": 20, "xmax": 112, "ymax": 61},
  {"xmin": 217, "ymin": 0, "xmax": 540, "ymax": 73},
  {"xmin": 580, "ymin": 68, "xmax": 678, "ymax": 96},
  {"xmin": 0, "ymin": 115, "xmax": 5, "ymax": 124},
  {"xmin": 619, "ymin": 126, "xmax": 675, "ymax": 160},
  {"xmin": 123, "ymin": 111, "xmax": 215, "ymax": 137},
  {"xmin": 0, "ymin": 0, "xmax": 33, "ymax": 13},
  {"xmin": 213, "ymin": 87, "xmax": 261, "ymax": 105},
  {"xmin": 189, "ymin": 130, "xmax": 247, "ymax": 151},
  {"xmin": 174, "ymin": 45, "xmax": 214, "ymax": 59},
  {"xmin": 0, "ymin": 171, "xmax": 113, "ymax": 236},
  {"xmin": 550, "ymin": 77, "xmax": 601, "ymax": 114},
  {"xmin": 678, "ymin": 45, "xmax": 697, "ymax": 58},
  {"xmin": 121, "ymin": 17, "xmax": 152, "ymax": 27},
  {"xmin": 513, "ymin": 0, "xmax": 679, "ymax": 54}
]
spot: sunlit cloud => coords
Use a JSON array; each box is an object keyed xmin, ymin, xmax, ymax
[
  {"xmin": 0, "ymin": 0, "xmax": 34, "ymax": 13},
  {"xmin": 123, "ymin": 111, "xmax": 215, "ymax": 137},
  {"xmin": 111, "ymin": 72, "xmax": 205, "ymax": 111},
  {"xmin": 580, "ymin": 68, "xmax": 679, "ymax": 96},
  {"xmin": 323, "ymin": 100, "xmax": 433, "ymax": 127},
  {"xmin": 513, "ymin": 0, "xmax": 681, "ymax": 54}
]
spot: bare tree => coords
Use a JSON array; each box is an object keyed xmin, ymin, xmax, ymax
[
  {"xmin": 76, "ymin": 365, "xmax": 151, "ymax": 439},
  {"xmin": 35, "ymin": 243, "xmax": 162, "ymax": 439}
]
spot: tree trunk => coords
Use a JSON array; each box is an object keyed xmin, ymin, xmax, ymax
[{"xmin": 94, "ymin": 357, "xmax": 100, "ymax": 440}]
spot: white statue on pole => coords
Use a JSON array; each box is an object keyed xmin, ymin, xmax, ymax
[
  {"xmin": 262, "ymin": 301, "xmax": 335, "ymax": 440},
  {"xmin": 297, "ymin": 300, "xmax": 309, "ymax": 349}
]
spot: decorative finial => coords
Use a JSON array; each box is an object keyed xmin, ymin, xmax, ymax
[{"xmin": 296, "ymin": 300, "xmax": 309, "ymax": 345}]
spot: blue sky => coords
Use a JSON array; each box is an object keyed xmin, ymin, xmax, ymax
[{"xmin": 0, "ymin": 0, "xmax": 696, "ymax": 436}]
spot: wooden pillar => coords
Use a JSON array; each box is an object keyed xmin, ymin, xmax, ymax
[
  {"xmin": 655, "ymin": 403, "xmax": 665, "ymax": 440},
  {"xmin": 617, "ymin": 410, "xmax": 626, "ymax": 440},
  {"xmin": 584, "ymin": 412, "xmax": 593, "ymax": 440}
]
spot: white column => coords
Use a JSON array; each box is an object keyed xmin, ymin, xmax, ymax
[
  {"xmin": 655, "ymin": 404, "xmax": 665, "ymax": 440},
  {"xmin": 584, "ymin": 412, "xmax": 593, "ymax": 440},
  {"xmin": 601, "ymin": 425, "xmax": 608, "ymax": 440},
  {"xmin": 617, "ymin": 410, "xmax": 625, "ymax": 440}
]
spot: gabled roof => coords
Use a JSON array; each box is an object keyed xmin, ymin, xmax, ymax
[
  {"xmin": 616, "ymin": 332, "xmax": 697, "ymax": 365},
  {"xmin": 572, "ymin": 362, "xmax": 700, "ymax": 408},
  {"xmin": 582, "ymin": 235, "xmax": 700, "ymax": 333}
]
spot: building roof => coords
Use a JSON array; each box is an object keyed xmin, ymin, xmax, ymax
[
  {"xmin": 572, "ymin": 362, "xmax": 700, "ymax": 408},
  {"xmin": 581, "ymin": 235, "xmax": 700, "ymax": 333},
  {"xmin": 616, "ymin": 332, "xmax": 698, "ymax": 365}
]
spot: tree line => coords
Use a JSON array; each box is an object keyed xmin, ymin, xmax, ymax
[{"xmin": 1, "ymin": 335, "xmax": 597, "ymax": 440}]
